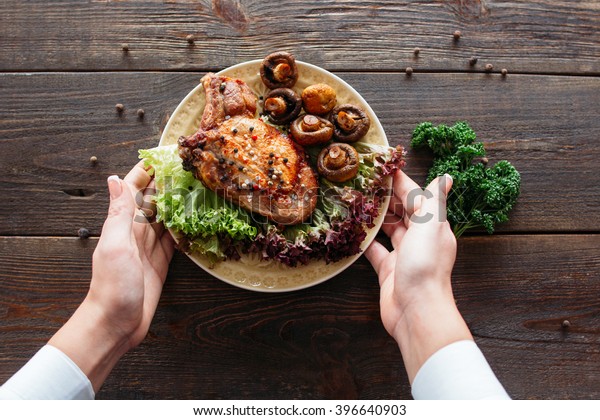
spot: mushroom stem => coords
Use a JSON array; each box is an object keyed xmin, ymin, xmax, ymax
[
  {"xmin": 317, "ymin": 143, "xmax": 360, "ymax": 182},
  {"xmin": 326, "ymin": 145, "xmax": 346, "ymax": 169},
  {"xmin": 301, "ymin": 115, "xmax": 321, "ymax": 132},
  {"xmin": 337, "ymin": 111, "xmax": 356, "ymax": 132},
  {"xmin": 330, "ymin": 104, "xmax": 370, "ymax": 143},
  {"xmin": 264, "ymin": 97, "xmax": 287, "ymax": 116},
  {"xmin": 273, "ymin": 63, "xmax": 292, "ymax": 82},
  {"xmin": 290, "ymin": 114, "xmax": 334, "ymax": 146}
]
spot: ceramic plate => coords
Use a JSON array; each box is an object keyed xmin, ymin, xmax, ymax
[{"xmin": 159, "ymin": 59, "xmax": 390, "ymax": 292}]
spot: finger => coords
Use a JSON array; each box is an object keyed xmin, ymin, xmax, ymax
[
  {"xmin": 381, "ymin": 213, "xmax": 407, "ymax": 249},
  {"xmin": 141, "ymin": 276, "xmax": 167, "ymax": 330},
  {"xmin": 159, "ymin": 229, "xmax": 176, "ymax": 262},
  {"xmin": 134, "ymin": 183, "xmax": 158, "ymax": 225},
  {"xmin": 382, "ymin": 210, "xmax": 402, "ymax": 233},
  {"xmin": 144, "ymin": 219, "xmax": 171, "ymax": 258},
  {"xmin": 364, "ymin": 240, "xmax": 389, "ymax": 279},
  {"xmin": 139, "ymin": 179, "xmax": 167, "ymax": 239},
  {"xmin": 388, "ymin": 194, "xmax": 404, "ymax": 218},
  {"xmin": 132, "ymin": 178, "xmax": 158, "ymax": 243},
  {"xmin": 98, "ymin": 176, "xmax": 135, "ymax": 247},
  {"xmin": 139, "ymin": 235, "xmax": 174, "ymax": 311},
  {"xmin": 149, "ymin": 219, "xmax": 165, "ymax": 237},
  {"xmin": 394, "ymin": 170, "xmax": 423, "ymax": 219},
  {"xmin": 124, "ymin": 160, "xmax": 152, "ymax": 202},
  {"xmin": 416, "ymin": 174, "xmax": 453, "ymax": 224},
  {"xmin": 141, "ymin": 178, "xmax": 173, "ymax": 255},
  {"xmin": 141, "ymin": 179, "xmax": 158, "ymax": 221},
  {"xmin": 154, "ymin": 230, "xmax": 176, "ymax": 274},
  {"xmin": 141, "ymin": 235, "xmax": 174, "ymax": 318},
  {"xmin": 132, "ymin": 206, "xmax": 151, "ymax": 241},
  {"xmin": 141, "ymin": 216, "xmax": 159, "ymax": 252},
  {"xmin": 382, "ymin": 210, "xmax": 401, "ymax": 233},
  {"xmin": 133, "ymin": 213, "xmax": 165, "ymax": 267}
]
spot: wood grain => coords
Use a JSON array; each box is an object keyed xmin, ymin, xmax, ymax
[
  {"xmin": 0, "ymin": 235, "xmax": 598, "ymax": 399},
  {"xmin": 0, "ymin": 1, "xmax": 599, "ymax": 74},
  {"xmin": 1, "ymin": 0, "xmax": 598, "ymax": 403},
  {"xmin": 0, "ymin": 72, "xmax": 599, "ymax": 235}
]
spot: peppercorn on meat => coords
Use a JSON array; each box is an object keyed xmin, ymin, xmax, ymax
[{"xmin": 178, "ymin": 73, "xmax": 318, "ymax": 225}]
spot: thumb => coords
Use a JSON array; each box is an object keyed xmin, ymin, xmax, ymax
[
  {"xmin": 417, "ymin": 174, "xmax": 453, "ymax": 224},
  {"xmin": 99, "ymin": 175, "xmax": 135, "ymax": 245}
]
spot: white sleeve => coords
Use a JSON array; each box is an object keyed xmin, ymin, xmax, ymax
[
  {"xmin": 0, "ymin": 344, "xmax": 94, "ymax": 400},
  {"xmin": 411, "ymin": 339, "xmax": 510, "ymax": 400}
]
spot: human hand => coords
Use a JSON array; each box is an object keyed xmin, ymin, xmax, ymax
[
  {"xmin": 49, "ymin": 161, "xmax": 175, "ymax": 391},
  {"xmin": 365, "ymin": 170, "xmax": 471, "ymax": 382},
  {"xmin": 366, "ymin": 170, "xmax": 456, "ymax": 335},
  {"xmin": 86, "ymin": 161, "xmax": 175, "ymax": 348}
]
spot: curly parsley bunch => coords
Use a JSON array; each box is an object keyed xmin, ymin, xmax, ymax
[{"xmin": 411, "ymin": 122, "xmax": 521, "ymax": 237}]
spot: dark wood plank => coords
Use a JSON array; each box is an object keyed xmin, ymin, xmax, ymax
[
  {"xmin": 454, "ymin": 235, "xmax": 600, "ymax": 399},
  {"xmin": 0, "ymin": 235, "xmax": 598, "ymax": 399},
  {"xmin": 1, "ymin": 72, "xmax": 599, "ymax": 235},
  {"xmin": 0, "ymin": 1, "xmax": 599, "ymax": 74}
]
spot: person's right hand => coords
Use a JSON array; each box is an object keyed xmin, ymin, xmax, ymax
[{"xmin": 365, "ymin": 170, "xmax": 472, "ymax": 382}]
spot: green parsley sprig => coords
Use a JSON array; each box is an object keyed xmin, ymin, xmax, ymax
[{"xmin": 411, "ymin": 121, "xmax": 521, "ymax": 238}]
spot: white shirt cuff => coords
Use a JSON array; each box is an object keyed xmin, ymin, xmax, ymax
[
  {"xmin": 0, "ymin": 344, "xmax": 94, "ymax": 400},
  {"xmin": 411, "ymin": 340, "xmax": 510, "ymax": 400}
]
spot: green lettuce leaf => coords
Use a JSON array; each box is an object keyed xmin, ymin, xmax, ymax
[{"xmin": 139, "ymin": 145, "xmax": 258, "ymax": 249}]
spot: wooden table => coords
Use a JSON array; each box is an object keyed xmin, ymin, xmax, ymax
[{"xmin": 1, "ymin": 1, "xmax": 599, "ymax": 400}]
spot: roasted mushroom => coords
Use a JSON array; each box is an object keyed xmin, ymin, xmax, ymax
[
  {"xmin": 263, "ymin": 88, "xmax": 302, "ymax": 125},
  {"xmin": 290, "ymin": 114, "xmax": 334, "ymax": 146},
  {"xmin": 260, "ymin": 52, "xmax": 299, "ymax": 89},
  {"xmin": 301, "ymin": 83, "xmax": 337, "ymax": 115},
  {"xmin": 317, "ymin": 143, "xmax": 359, "ymax": 183},
  {"xmin": 329, "ymin": 104, "xmax": 371, "ymax": 143}
]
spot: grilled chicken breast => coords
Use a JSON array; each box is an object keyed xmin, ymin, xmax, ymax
[{"xmin": 178, "ymin": 73, "xmax": 318, "ymax": 225}]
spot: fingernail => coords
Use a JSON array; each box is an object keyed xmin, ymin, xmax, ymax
[
  {"xmin": 444, "ymin": 173, "xmax": 452, "ymax": 182},
  {"xmin": 107, "ymin": 175, "xmax": 122, "ymax": 199}
]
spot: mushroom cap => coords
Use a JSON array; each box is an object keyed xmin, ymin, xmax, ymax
[
  {"xmin": 263, "ymin": 88, "xmax": 302, "ymax": 125},
  {"xmin": 329, "ymin": 104, "xmax": 371, "ymax": 143},
  {"xmin": 301, "ymin": 83, "xmax": 337, "ymax": 115},
  {"xmin": 260, "ymin": 52, "xmax": 299, "ymax": 89},
  {"xmin": 290, "ymin": 114, "xmax": 334, "ymax": 146},
  {"xmin": 317, "ymin": 143, "xmax": 360, "ymax": 183}
]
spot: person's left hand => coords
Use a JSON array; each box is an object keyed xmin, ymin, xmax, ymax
[
  {"xmin": 49, "ymin": 161, "xmax": 175, "ymax": 392},
  {"xmin": 86, "ymin": 161, "xmax": 175, "ymax": 349}
]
